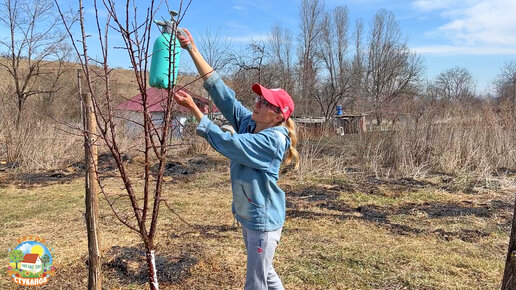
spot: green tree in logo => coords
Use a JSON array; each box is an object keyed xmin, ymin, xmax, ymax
[
  {"xmin": 41, "ymin": 254, "xmax": 50, "ymax": 270},
  {"xmin": 10, "ymin": 250, "xmax": 23, "ymax": 269}
]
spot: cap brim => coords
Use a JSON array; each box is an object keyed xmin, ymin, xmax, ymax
[{"xmin": 252, "ymin": 83, "xmax": 280, "ymax": 108}]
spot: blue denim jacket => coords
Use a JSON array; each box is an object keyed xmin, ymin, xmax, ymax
[{"xmin": 196, "ymin": 72, "xmax": 290, "ymax": 231}]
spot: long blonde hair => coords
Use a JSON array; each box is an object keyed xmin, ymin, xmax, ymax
[{"xmin": 282, "ymin": 118, "xmax": 300, "ymax": 170}]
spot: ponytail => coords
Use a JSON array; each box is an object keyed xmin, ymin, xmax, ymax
[{"xmin": 282, "ymin": 118, "xmax": 300, "ymax": 170}]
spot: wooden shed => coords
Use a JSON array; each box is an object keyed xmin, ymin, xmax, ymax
[{"xmin": 334, "ymin": 113, "xmax": 367, "ymax": 135}]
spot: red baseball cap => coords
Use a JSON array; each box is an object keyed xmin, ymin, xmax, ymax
[{"xmin": 252, "ymin": 83, "xmax": 295, "ymax": 120}]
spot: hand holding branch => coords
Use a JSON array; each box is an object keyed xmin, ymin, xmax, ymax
[{"xmin": 173, "ymin": 90, "xmax": 204, "ymax": 121}]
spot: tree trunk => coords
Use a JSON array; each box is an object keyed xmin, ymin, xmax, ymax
[
  {"xmin": 376, "ymin": 114, "xmax": 382, "ymax": 129},
  {"xmin": 512, "ymin": 78, "xmax": 516, "ymax": 117},
  {"xmin": 502, "ymin": 194, "xmax": 516, "ymax": 289},
  {"xmin": 84, "ymin": 93, "xmax": 102, "ymax": 290},
  {"xmin": 16, "ymin": 97, "xmax": 24, "ymax": 129},
  {"xmin": 146, "ymin": 248, "xmax": 159, "ymax": 290}
]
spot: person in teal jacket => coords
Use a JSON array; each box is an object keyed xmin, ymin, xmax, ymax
[{"xmin": 173, "ymin": 28, "xmax": 300, "ymax": 290}]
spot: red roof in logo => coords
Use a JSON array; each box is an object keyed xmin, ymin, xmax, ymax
[{"xmin": 21, "ymin": 253, "xmax": 39, "ymax": 264}]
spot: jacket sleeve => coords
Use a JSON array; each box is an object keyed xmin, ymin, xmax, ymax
[
  {"xmin": 196, "ymin": 115, "xmax": 285, "ymax": 171},
  {"xmin": 203, "ymin": 72, "xmax": 252, "ymax": 132}
]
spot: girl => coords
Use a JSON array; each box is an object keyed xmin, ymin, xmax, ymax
[{"xmin": 174, "ymin": 28, "xmax": 299, "ymax": 290}]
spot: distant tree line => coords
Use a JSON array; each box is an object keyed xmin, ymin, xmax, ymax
[{"xmin": 197, "ymin": 0, "xmax": 516, "ymax": 126}]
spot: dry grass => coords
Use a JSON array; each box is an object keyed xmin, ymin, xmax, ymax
[
  {"xmin": 295, "ymin": 105, "xmax": 516, "ymax": 183},
  {"xmin": 0, "ymin": 150, "xmax": 513, "ymax": 289}
]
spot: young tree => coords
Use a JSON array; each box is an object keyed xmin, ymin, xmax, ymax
[
  {"xmin": 41, "ymin": 254, "xmax": 50, "ymax": 270},
  {"xmin": 56, "ymin": 0, "xmax": 195, "ymax": 289},
  {"xmin": 0, "ymin": 0, "xmax": 69, "ymax": 127},
  {"xmin": 363, "ymin": 10, "xmax": 423, "ymax": 126},
  {"xmin": 10, "ymin": 249, "xmax": 23, "ymax": 269}
]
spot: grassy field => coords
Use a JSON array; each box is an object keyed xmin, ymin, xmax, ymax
[{"xmin": 0, "ymin": 151, "xmax": 513, "ymax": 289}]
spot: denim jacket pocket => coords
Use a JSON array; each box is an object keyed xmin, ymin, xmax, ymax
[{"xmin": 233, "ymin": 185, "xmax": 266, "ymax": 224}]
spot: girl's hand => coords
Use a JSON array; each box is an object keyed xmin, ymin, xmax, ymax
[
  {"xmin": 173, "ymin": 90, "xmax": 196, "ymax": 109},
  {"xmin": 174, "ymin": 90, "xmax": 204, "ymax": 120},
  {"xmin": 177, "ymin": 28, "xmax": 195, "ymax": 50}
]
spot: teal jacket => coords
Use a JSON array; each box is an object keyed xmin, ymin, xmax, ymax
[{"xmin": 196, "ymin": 72, "xmax": 290, "ymax": 231}]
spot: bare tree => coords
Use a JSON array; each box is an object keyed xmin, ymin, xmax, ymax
[
  {"xmin": 350, "ymin": 19, "xmax": 364, "ymax": 111},
  {"xmin": 227, "ymin": 25, "xmax": 296, "ymax": 110},
  {"xmin": 0, "ymin": 0, "xmax": 70, "ymax": 127},
  {"xmin": 56, "ymin": 0, "xmax": 195, "ymax": 289},
  {"xmin": 314, "ymin": 5, "xmax": 353, "ymax": 121},
  {"xmin": 434, "ymin": 66, "xmax": 476, "ymax": 103},
  {"xmin": 297, "ymin": 0, "xmax": 325, "ymax": 116},
  {"xmin": 363, "ymin": 10, "xmax": 424, "ymax": 126},
  {"xmin": 197, "ymin": 26, "xmax": 232, "ymax": 74},
  {"xmin": 193, "ymin": 26, "xmax": 232, "ymax": 118},
  {"xmin": 494, "ymin": 60, "xmax": 516, "ymax": 116},
  {"xmin": 266, "ymin": 23, "xmax": 295, "ymax": 93},
  {"xmin": 229, "ymin": 40, "xmax": 269, "ymax": 106},
  {"xmin": 267, "ymin": 23, "xmax": 295, "ymax": 94}
]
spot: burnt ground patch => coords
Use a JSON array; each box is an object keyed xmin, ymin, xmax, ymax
[
  {"xmin": 359, "ymin": 176, "xmax": 436, "ymax": 196},
  {"xmin": 0, "ymin": 153, "xmax": 226, "ymax": 188},
  {"xmin": 0, "ymin": 169, "xmax": 82, "ymax": 188},
  {"xmin": 167, "ymin": 224, "xmax": 239, "ymax": 240},
  {"xmin": 153, "ymin": 154, "xmax": 228, "ymax": 179},
  {"xmin": 102, "ymin": 245, "xmax": 198, "ymax": 286},
  {"xmin": 0, "ymin": 152, "xmax": 131, "ymax": 188},
  {"xmin": 4, "ymin": 167, "xmax": 92, "ymax": 189},
  {"xmin": 358, "ymin": 201, "xmax": 494, "ymax": 219},
  {"xmin": 286, "ymin": 180, "xmax": 507, "ymax": 242},
  {"xmin": 71, "ymin": 152, "xmax": 133, "ymax": 173}
]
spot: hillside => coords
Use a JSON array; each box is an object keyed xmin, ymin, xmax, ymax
[{"xmin": 0, "ymin": 58, "xmax": 208, "ymax": 116}]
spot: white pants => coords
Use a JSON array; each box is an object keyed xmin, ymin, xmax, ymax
[{"xmin": 242, "ymin": 225, "xmax": 284, "ymax": 290}]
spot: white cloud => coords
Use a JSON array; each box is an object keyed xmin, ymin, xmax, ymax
[
  {"xmin": 233, "ymin": 6, "xmax": 245, "ymax": 12},
  {"xmin": 228, "ymin": 34, "xmax": 269, "ymax": 43},
  {"xmin": 226, "ymin": 22, "xmax": 248, "ymax": 30},
  {"xmin": 411, "ymin": 0, "xmax": 476, "ymax": 12},
  {"xmin": 411, "ymin": 45, "xmax": 516, "ymax": 55},
  {"xmin": 413, "ymin": 0, "xmax": 516, "ymax": 49},
  {"xmin": 438, "ymin": 0, "xmax": 516, "ymax": 46},
  {"xmin": 17, "ymin": 243, "xmax": 33, "ymax": 254}
]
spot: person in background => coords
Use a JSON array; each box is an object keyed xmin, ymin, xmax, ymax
[{"xmin": 173, "ymin": 28, "xmax": 300, "ymax": 290}]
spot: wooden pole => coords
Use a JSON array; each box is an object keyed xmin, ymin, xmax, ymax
[{"xmin": 83, "ymin": 92, "xmax": 102, "ymax": 290}]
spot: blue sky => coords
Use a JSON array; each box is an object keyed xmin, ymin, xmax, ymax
[
  {"xmin": 176, "ymin": 0, "xmax": 516, "ymax": 93},
  {"xmin": 64, "ymin": 0, "xmax": 516, "ymax": 93}
]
